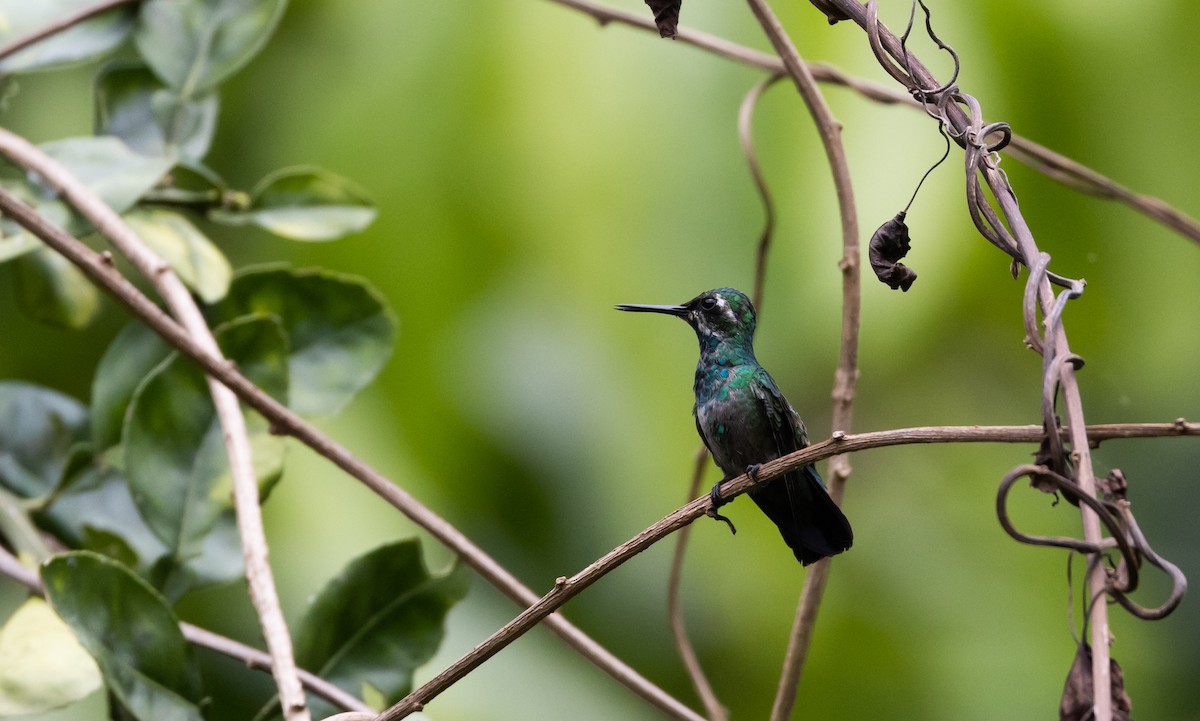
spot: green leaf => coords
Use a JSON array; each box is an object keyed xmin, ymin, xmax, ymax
[
  {"xmin": 0, "ymin": 0, "xmax": 135, "ymax": 74},
  {"xmin": 91, "ymin": 322, "xmax": 171, "ymax": 451},
  {"xmin": 12, "ymin": 244, "xmax": 102, "ymax": 328},
  {"xmin": 0, "ymin": 598, "xmax": 102, "ymax": 715},
  {"xmin": 123, "ymin": 315, "xmax": 287, "ymax": 565},
  {"xmin": 295, "ymin": 540, "xmax": 470, "ymax": 718},
  {"xmin": 39, "ymin": 137, "xmax": 173, "ymax": 214},
  {"xmin": 0, "ymin": 223, "xmax": 40, "ymax": 263},
  {"xmin": 36, "ymin": 454, "xmax": 247, "ymax": 600},
  {"xmin": 134, "ymin": 0, "xmax": 287, "ymax": 95},
  {"xmin": 38, "ymin": 455, "xmax": 167, "ymax": 578},
  {"xmin": 0, "ymin": 381, "xmax": 88, "ymax": 498},
  {"xmin": 212, "ymin": 167, "xmax": 377, "ymax": 241},
  {"xmin": 41, "ymin": 551, "xmax": 204, "ymax": 721},
  {"xmin": 124, "ymin": 208, "xmax": 231, "ymax": 302},
  {"xmin": 207, "ymin": 266, "xmax": 396, "ymax": 417},
  {"xmin": 0, "ymin": 187, "xmax": 73, "ymax": 264},
  {"xmin": 95, "ymin": 63, "xmax": 219, "ymax": 162}
]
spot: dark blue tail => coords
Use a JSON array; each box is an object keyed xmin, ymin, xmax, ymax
[{"xmin": 748, "ymin": 464, "xmax": 853, "ymax": 565}]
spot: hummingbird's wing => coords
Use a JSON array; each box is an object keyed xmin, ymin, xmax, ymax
[{"xmin": 750, "ymin": 370, "xmax": 853, "ymax": 565}]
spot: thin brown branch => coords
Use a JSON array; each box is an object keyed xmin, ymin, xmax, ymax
[
  {"xmin": 0, "ymin": 184, "xmax": 707, "ymax": 721},
  {"xmin": 0, "ymin": 127, "xmax": 312, "ymax": 721},
  {"xmin": 0, "ymin": 545, "xmax": 370, "ymax": 714},
  {"xmin": 0, "ymin": 0, "xmax": 139, "ymax": 63},
  {"xmin": 666, "ymin": 447, "xmax": 728, "ymax": 721},
  {"xmin": 376, "ymin": 418, "xmax": 1196, "ymax": 719},
  {"xmin": 739, "ymin": 73, "xmax": 784, "ymax": 312},
  {"xmin": 542, "ymin": 0, "xmax": 1200, "ymax": 248},
  {"xmin": 738, "ymin": 3, "xmax": 861, "ymax": 717}
]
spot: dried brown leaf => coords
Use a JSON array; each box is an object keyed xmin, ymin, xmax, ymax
[
  {"xmin": 644, "ymin": 0, "xmax": 680, "ymax": 38},
  {"xmin": 1060, "ymin": 643, "xmax": 1133, "ymax": 721},
  {"xmin": 868, "ymin": 212, "xmax": 917, "ymax": 291}
]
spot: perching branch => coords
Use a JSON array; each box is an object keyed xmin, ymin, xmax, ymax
[
  {"xmin": 0, "ymin": 128, "xmax": 311, "ymax": 721},
  {"xmin": 376, "ymin": 419, "xmax": 1196, "ymax": 719},
  {"xmin": 0, "ymin": 181, "xmax": 707, "ymax": 721},
  {"xmin": 0, "ymin": 545, "xmax": 371, "ymax": 715},
  {"xmin": 543, "ymin": 0, "xmax": 1200, "ymax": 248}
]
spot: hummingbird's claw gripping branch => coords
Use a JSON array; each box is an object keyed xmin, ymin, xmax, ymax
[{"xmin": 706, "ymin": 481, "xmax": 738, "ymax": 535}]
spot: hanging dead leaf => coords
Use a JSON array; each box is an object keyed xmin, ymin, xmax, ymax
[
  {"xmin": 868, "ymin": 211, "xmax": 918, "ymax": 291},
  {"xmin": 1060, "ymin": 643, "xmax": 1133, "ymax": 721},
  {"xmin": 644, "ymin": 0, "xmax": 681, "ymax": 38}
]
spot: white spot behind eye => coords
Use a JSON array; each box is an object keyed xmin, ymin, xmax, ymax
[{"xmin": 715, "ymin": 295, "xmax": 736, "ymax": 323}]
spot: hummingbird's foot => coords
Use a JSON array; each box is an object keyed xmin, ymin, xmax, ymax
[
  {"xmin": 707, "ymin": 481, "xmax": 737, "ymax": 535},
  {"xmin": 746, "ymin": 463, "xmax": 763, "ymax": 482}
]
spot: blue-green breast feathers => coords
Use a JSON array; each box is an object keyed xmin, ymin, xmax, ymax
[{"xmin": 619, "ymin": 287, "xmax": 852, "ymax": 565}]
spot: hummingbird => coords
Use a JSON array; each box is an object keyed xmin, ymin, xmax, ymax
[{"xmin": 617, "ymin": 288, "xmax": 853, "ymax": 565}]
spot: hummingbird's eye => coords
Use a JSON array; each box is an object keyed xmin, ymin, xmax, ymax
[{"xmin": 700, "ymin": 297, "xmax": 718, "ymax": 311}]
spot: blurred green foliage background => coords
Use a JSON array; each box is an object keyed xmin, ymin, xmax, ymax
[{"xmin": 2, "ymin": 1, "xmax": 1199, "ymax": 719}]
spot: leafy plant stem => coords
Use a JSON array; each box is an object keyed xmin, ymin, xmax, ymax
[
  {"xmin": 0, "ymin": 182, "xmax": 709, "ymax": 721},
  {"xmin": 0, "ymin": 544, "xmax": 371, "ymax": 715},
  {"xmin": 0, "ymin": 127, "xmax": 312, "ymax": 721}
]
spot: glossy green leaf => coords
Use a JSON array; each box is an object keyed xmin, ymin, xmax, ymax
[
  {"xmin": 294, "ymin": 540, "xmax": 470, "ymax": 718},
  {"xmin": 95, "ymin": 64, "xmax": 218, "ymax": 162},
  {"xmin": 0, "ymin": 381, "xmax": 88, "ymax": 498},
  {"xmin": 0, "ymin": 0, "xmax": 135, "ymax": 74},
  {"xmin": 212, "ymin": 167, "xmax": 377, "ymax": 241},
  {"xmin": 124, "ymin": 208, "xmax": 232, "ymax": 302},
  {"xmin": 38, "ymin": 452, "xmax": 246, "ymax": 599},
  {"xmin": 0, "ymin": 597, "xmax": 102, "ymax": 715},
  {"xmin": 90, "ymin": 322, "xmax": 171, "ymax": 451},
  {"xmin": 123, "ymin": 315, "xmax": 287, "ymax": 565},
  {"xmin": 41, "ymin": 552, "xmax": 204, "ymax": 721},
  {"xmin": 12, "ymin": 244, "xmax": 101, "ymax": 328},
  {"xmin": 134, "ymin": 0, "xmax": 287, "ymax": 94},
  {"xmin": 38, "ymin": 456, "xmax": 166, "ymax": 579},
  {"xmin": 0, "ymin": 225, "xmax": 40, "ymax": 264},
  {"xmin": 39, "ymin": 137, "xmax": 173, "ymax": 214},
  {"xmin": 207, "ymin": 266, "xmax": 395, "ymax": 416}
]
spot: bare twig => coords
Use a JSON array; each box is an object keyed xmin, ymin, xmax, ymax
[
  {"xmin": 182, "ymin": 626, "xmax": 370, "ymax": 714},
  {"xmin": 0, "ymin": 546, "xmax": 370, "ymax": 714},
  {"xmin": 739, "ymin": 73, "xmax": 785, "ymax": 312},
  {"xmin": 375, "ymin": 418, "xmax": 1196, "ymax": 719},
  {"xmin": 736, "ymin": 3, "xmax": 862, "ymax": 717},
  {"xmin": 0, "ymin": 0, "xmax": 139, "ymax": 64},
  {"xmin": 0, "ymin": 183, "xmax": 706, "ymax": 721},
  {"xmin": 542, "ymin": 0, "xmax": 1200, "ymax": 248},
  {"xmin": 660, "ymin": 71, "xmax": 786, "ymax": 719},
  {"xmin": 0, "ymin": 129, "xmax": 311, "ymax": 721},
  {"xmin": 666, "ymin": 447, "xmax": 728, "ymax": 721}
]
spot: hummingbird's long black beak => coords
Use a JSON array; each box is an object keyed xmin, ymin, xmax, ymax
[{"xmin": 615, "ymin": 303, "xmax": 689, "ymax": 317}]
